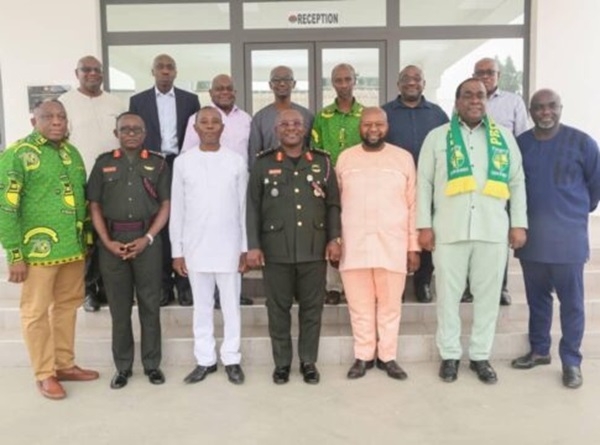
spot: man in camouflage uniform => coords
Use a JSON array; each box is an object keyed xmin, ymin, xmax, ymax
[{"xmin": 87, "ymin": 112, "xmax": 170, "ymax": 389}]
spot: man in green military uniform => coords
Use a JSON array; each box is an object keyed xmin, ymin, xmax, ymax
[
  {"xmin": 247, "ymin": 109, "xmax": 342, "ymax": 385},
  {"xmin": 87, "ymin": 112, "xmax": 171, "ymax": 389},
  {"xmin": 311, "ymin": 63, "xmax": 363, "ymax": 305}
]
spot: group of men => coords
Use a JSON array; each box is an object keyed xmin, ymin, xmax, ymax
[{"xmin": 0, "ymin": 53, "xmax": 598, "ymax": 400}]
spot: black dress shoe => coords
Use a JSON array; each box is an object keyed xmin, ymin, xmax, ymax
[
  {"xmin": 325, "ymin": 290, "xmax": 341, "ymax": 305},
  {"xmin": 110, "ymin": 370, "xmax": 132, "ymax": 389},
  {"xmin": 300, "ymin": 362, "xmax": 320, "ymax": 384},
  {"xmin": 83, "ymin": 293, "xmax": 101, "ymax": 312},
  {"xmin": 347, "ymin": 359, "xmax": 375, "ymax": 379},
  {"xmin": 500, "ymin": 289, "xmax": 512, "ymax": 306},
  {"xmin": 225, "ymin": 364, "xmax": 245, "ymax": 385},
  {"xmin": 461, "ymin": 289, "xmax": 473, "ymax": 303},
  {"xmin": 376, "ymin": 359, "xmax": 408, "ymax": 380},
  {"xmin": 144, "ymin": 368, "xmax": 165, "ymax": 385},
  {"xmin": 562, "ymin": 365, "xmax": 583, "ymax": 389},
  {"xmin": 469, "ymin": 360, "xmax": 498, "ymax": 384},
  {"xmin": 159, "ymin": 289, "xmax": 175, "ymax": 307},
  {"xmin": 240, "ymin": 296, "xmax": 254, "ymax": 306},
  {"xmin": 272, "ymin": 366, "xmax": 290, "ymax": 384},
  {"xmin": 511, "ymin": 352, "xmax": 552, "ymax": 369},
  {"xmin": 415, "ymin": 283, "xmax": 433, "ymax": 303},
  {"xmin": 439, "ymin": 359, "xmax": 460, "ymax": 382},
  {"xmin": 178, "ymin": 288, "xmax": 193, "ymax": 306},
  {"xmin": 183, "ymin": 364, "xmax": 217, "ymax": 384}
]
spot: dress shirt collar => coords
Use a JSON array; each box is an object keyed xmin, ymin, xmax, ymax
[
  {"xmin": 391, "ymin": 95, "xmax": 433, "ymax": 110},
  {"xmin": 154, "ymin": 86, "xmax": 175, "ymax": 98},
  {"xmin": 210, "ymin": 102, "xmax": 239, "ymax": 116}
]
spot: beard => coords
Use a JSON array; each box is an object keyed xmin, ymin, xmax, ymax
[{"xmin": 361, "ymin": 136, "xmax": 386, "ymax": 150}]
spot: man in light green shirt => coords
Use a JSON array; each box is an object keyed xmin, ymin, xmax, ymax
[
  {"xmin": 416, "ymin": 78, "xmax": 527, "ymax": 385},
  {"xmin": 311, "ymin": 63, "xmax": 364, "ymax": 305}
]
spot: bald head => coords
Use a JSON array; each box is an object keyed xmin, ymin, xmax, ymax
[
  {"xmin": 209, "ymin": 74, "xmax": 236, "ymax": 113},
  {"xmin": 398, "ymin": 65, "xmax": 425, "ymax": 105}
]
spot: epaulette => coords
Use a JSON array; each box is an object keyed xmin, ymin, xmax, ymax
[
  {"xmin": 146, "ymin": 149, "xmax": 165, "ymax": 158},
  {"xmin": 310, "ymin": 147, "xmax": 331, "ymax": 157},
  {"xmin": 96, "ymin": 149, "xmax": 118, "ymax": 161},
  {"xmin": 256, "ymin": 147, "xmax": 278, "ymax": 159}
]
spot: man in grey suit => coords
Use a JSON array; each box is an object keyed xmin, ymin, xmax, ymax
[{"xmin": 129, "ymin": 54, "xmax": 200, "ymax": 307}]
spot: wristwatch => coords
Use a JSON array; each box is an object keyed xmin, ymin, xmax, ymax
[{"xmin": 333, "ymin": 237, "xmax": 342, "ymax": 245}]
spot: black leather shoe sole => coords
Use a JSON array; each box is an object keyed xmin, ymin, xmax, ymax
[
  {"xmin": 110, "ymin": 370, "xmax": 132, "ymax": 389},
  {"xmin": 184, "ymin": 364, "xmax": 217, "ymax": 384},
  {"xmin": 273, "ymin": 366, "xmax": 291, "ymax": 384}
]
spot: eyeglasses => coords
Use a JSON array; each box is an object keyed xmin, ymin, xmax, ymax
[
  {"xmin": 277, "ymin": 120, "xmax": 303, "ymax": 129},
  {"xmin": 78, "ymin": 67, "xmax": 102, "ymax": 74},
  {"xmin": 118, "ymin": 126, "xmax": 145, "ymax": 135},
  {"xmin": 270, "ymin": 77, "xmax": 294, "ymax": 84},
  {"xmin": 474, "ymin": 69, "xmax": 498, "ymax": 77}
]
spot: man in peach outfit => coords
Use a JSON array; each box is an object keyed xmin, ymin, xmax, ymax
[{"xmin": 336, "ymin": 107, "xmax": 420, "ymax": 380}]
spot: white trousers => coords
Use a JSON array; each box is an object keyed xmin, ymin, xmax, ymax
[{"xmin": 188, "ymin": 272, "xmax": 241, "ymax": 366}]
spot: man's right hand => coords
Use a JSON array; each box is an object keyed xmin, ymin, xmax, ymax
[
  {"xmin": 418, "ymin": 228, "xmax": 436, "ymax": 251},
  {"xmin": 104, "ymin": 239, "xmax": 128, "ymax": 259},
  {"xmin": 173, "ymin": 257, "xmax": 188, "ymax": 277},
  {"xmin": 8, "ymin": 261, "xmax": 28, "ymax": 283},
  {"xmin": 246, "ymin": 249, "xmax": 265, "ymax": 269}
]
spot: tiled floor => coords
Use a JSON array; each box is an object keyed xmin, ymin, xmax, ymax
[{"xmin": 2, "ymin": 361, "xmax": 600, "ymax": 445}]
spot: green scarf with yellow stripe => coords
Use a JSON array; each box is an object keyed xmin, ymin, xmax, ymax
[{"xmin": 445, "ymin": 114, "xmax": 510, "ymax": 199}]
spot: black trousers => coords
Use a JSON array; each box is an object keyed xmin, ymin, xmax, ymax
[
  {"xmin": 262, "ymin": 261, "xmax": 326, "ymax": 367},
  {"xmin": 99, "ymin": 230, "xmax": 162, "ymax": 372}
]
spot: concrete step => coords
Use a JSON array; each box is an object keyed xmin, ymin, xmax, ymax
[{"xmin": 2, "ymin": 317, "xmax": 600, "ymax": 368}]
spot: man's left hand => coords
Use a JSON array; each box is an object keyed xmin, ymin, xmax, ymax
[
  {"xmin": 509, "ymin": 228, "xmax": 527, "ymax": 249},
  {"xmin": 325, "ymin": 240, "xmax": 341, "ymax": 265},
  {"xmin": 122, "ymin": 236, "xmax": 150, "ymax": 260},
  {"xmin": 238, "ymin": 253, "xmax": 249, "ymax": 274}
]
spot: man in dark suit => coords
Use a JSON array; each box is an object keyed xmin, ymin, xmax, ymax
[{"xmin": 129, "ymin": 54, "xmax": 200, "ymax": 306}]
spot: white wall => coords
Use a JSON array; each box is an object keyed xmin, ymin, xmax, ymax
[
  {"xmin": 531, "ymin": 0, "xmax": 599, "ymax": 141},
  {"xmin": 0, "ymin": 0, "xmax": 598, "ymax": 143},
  {"xmin": 0, "ymin": 0, "xmax": 101, "ymax": 143}
]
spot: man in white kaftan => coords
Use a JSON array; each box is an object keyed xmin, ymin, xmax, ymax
[{"xmin": 170, "ymin": 107, "xmax": 248, "ymax": 385}]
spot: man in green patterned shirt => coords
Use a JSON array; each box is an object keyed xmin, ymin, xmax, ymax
[
  {"xmin": 311, "ymin": 63, "xmax": 364, "ymax": 304},
  {"xmin": 0, "ymin": 99, "xmax": 99, "ymax": 400}
]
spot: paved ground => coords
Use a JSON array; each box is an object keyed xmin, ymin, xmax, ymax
[{"xmin": 2, "ymin": 361, "xmax": 600, "ymax": 445}]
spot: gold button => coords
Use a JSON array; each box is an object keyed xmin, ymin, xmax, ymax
[
  {"xmin": 297, "ymin": 221, "xmax": 303, "ymax": 227},
  {"xmin": 294, "ymin": 188, "xmax": 299, "ymax": 193}
]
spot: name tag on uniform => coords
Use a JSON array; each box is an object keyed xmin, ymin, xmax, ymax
[
  {"xmin": 268, "ymin": 168, "xmax": 282, "ymax": 176},
  {"xmin": 143, "ymin": 165, "xmax": 155, "ymax": 171},
  {"xmin": 102, "ymin": 166, "xmax": 117, "ymax": 173}
]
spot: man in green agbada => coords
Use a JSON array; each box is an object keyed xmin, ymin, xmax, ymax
[{"xmin": 0, "ymin": 99, "xmax": 98, "ymax": 400}]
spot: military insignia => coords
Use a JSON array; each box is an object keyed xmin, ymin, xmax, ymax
[
  {"xmin": 21, "ymin": 152, "xmax": 40, "ymax": 171},
  {"xmin": 140, "ymin": 149, "xmax": 149, "ymax": 159},
  {"xmin": 102, "ymin": 166, "xmax": 117, "ymax": 173},
  {"xmin": 143, "ymin": 165, "xmax": 155, "ymax": 171},
  {"xmin": 58, "ymin": 149, "xmax": 72, "ymax": 165},
  {"xmin": 311, "ymin": 182, "xmax": 325, "ymax": 198},
  {"xmin": 113, "ymin": 149, "xmax": 122, "ymax": 159},
  {"xmin": 268, "ymin": 169, "xmax": 282, "ymax": 176},
  {"xmin": 311, "ymin": 164, "xmax": 322, "ymax": 174},
  {"xmin": 275, "ymin": 151, "xmax": 284, "ymax": 162},
  {"xmin": 23, "ymin": 227, "xmax": 59, "ymax": 259},
  {"xmin": 305, "ymin": 151, "xmax": 313, "ymax": 162}
]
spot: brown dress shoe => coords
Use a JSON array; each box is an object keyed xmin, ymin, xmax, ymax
[
  {"xmin": 56, "ymin": 365, "xmax": 100, "ymax": 381},
  {"xmin": 37, "ymin": 376, "xmax": 66, "ymax": 400}
]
